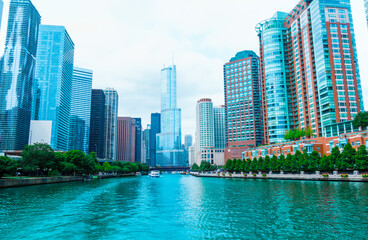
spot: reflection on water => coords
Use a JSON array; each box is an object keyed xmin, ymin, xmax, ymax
[{"xmin": 1, "ymin": 176, "xmax": 368, "ymax": 239}]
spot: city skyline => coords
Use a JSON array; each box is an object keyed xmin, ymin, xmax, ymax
[{"xmin": 0, "ymin": 0, "xmax": 365, "ymax": 139}]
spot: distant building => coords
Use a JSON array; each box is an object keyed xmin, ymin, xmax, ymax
[
  {"xmin": 104, "ymin": 88, "xmax": 119, "ymax": 160},
  {"xmin": 0, "ymin": 0, "xmax": 4, "ymax": 31},
  {"xmin": 0, "ymin": 0, "xmax": 41, "ymax": 151},
  {"xmin": 142, "ymin": 126, "xmax": 150, "ymax": 164},
  {"xmin": 195, "ymin": 99, "xmax": 225, "ymax": 166},
  {"xmin": 365, "ymin": 0, "xmax": 368, "ymax": 27},
  {"xmin": 117, "ymin": 117, "xmax": 136, "ymax": 162},
  {"xmin": 89, "ymin": 89, "xmax": 106, "ymax": 158},
  {"xmin": 28, "ymin": 120, "xmax": 52, "ymax": 146},
  {"xmin": 188, "ymin": 146, "xmax": 195, "ymax": 167},
  {"xmin": 184, "ymin": 135, "xmax": 193, "ymax": 151},
  {"xmin": 133, "ymin": 118, "xmax": 142, "ymax": 162},
  {"xmin": 223, "ymin": 51, "xmax": 263, "ymax": 161},
  {"xmin": 214, "ymin": 106, "xmax": 226, "ymax": 149},
  {"xmin": 149, "ymin": 113, "xmax": 161, "ymax": 167},
  {"xmin": 32, "ymin": 25, "xmax": 75, "ymax": 151},
  {"xmin": 156, "ymin": 65, "xmax": 186, "ymax": 167},
  {"xmin": 68, "ymin": 67, "xmax": 92, "ymax": 153}
]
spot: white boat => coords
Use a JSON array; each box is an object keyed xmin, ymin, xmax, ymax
[{"xmin": 149, "ymin": 171, "xmax": 160, "ymax": 178}]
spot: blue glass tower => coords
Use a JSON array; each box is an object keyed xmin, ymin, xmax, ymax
[
  {"xmin": 149, "ymin": 113, "xmax": 160, "ymax": 167},
  {"xmin": 68, "ymin": 67, "xmax": 92, "ymax": 153},
  {"xmin": 0, "ymin": 0, "xmax": 41, "ymax": 150},
  {"xmin": 156, "ymin": 65, "xmax": 186, "ymax": 167},
  {"xmin": 133, "ymin": 118, "xmax": 142, "ymax": 162},
  {"xmin": 365, "ymin": 0, "xmax": 368, "ymax": 27},
  {"xmin": 32, "ymin": 25, "xmax": 75, "ymax": 151},
  {"xmin": 0, "ymin": 0, "xmax": 4, "ymax": 31}
]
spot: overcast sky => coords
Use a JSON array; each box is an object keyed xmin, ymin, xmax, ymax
[{"xmin": 0, "ymin": 0, "xmax": 367, "ymax": 140}]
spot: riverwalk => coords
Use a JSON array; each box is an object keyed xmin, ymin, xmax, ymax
[{"xmin": 191, "ymin": 171, "xmax": 368, "ymax": 182}]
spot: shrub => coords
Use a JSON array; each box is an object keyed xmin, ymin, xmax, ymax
[
  {"xmin": 362, "ymin": 173, "xmax": 368, "ymax": 178},
  {"xmin": 252, "ymin": 173, "xmax": 257, "ymax": 176},
  {"xmin": 243, "ymin": 173, "xmax": 247, "ymax": 177},
  {"xmin": 262, "ymin": 173, "xmax": 267, "ymax": 177},
  {"xmin": 341, "ymin": 173, "xmax": 348, "ymax": 178},
  {"xmin": 322, "ymin": 173, "xmax": 329, "ymax": 178}
]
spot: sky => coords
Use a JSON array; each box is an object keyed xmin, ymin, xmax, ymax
[{"xmin": 0, "ymin": 0, "xmax": 367, "ymax": 140}]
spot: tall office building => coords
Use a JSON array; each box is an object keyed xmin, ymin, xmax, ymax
[
  {"xmin": 195, "ymin": 99, "xmax": 225, "ymax": 166},
  {"xmin": 133, "ymin": 118, "xmax": 142, "ymax": 162},
  {"xmin": 149, "ymin": 113, "xmax": 160, "ymax": 167},
  {"xmin": 104, "ymin": 88, "xmax": 119, "ymax": 160},
  {"xmin": 0, "ymin": 0, "xmax": 4, "ymax": 31},
  {"xmin": 0, "ymin": 0, "xmax": 41, "ymax": 151},
  {"xmin": 32, "ymin": 25, "xmax": 74, "ymax": 151},
  {"xmin": 89, "ymin": 89, "xmax": 106, "ymax": 158},
  {"xmin": 68, "ymin": 67, "xmax": 92, "ymax": 153},
  {"xmin": 117, "ymin": 117, "xmax": 136, "ymax": 162},
  {"xmin": 184, "ymin": 135, "xmax": 193, "ymax": 151},
  {"xmin": 142, "ymin": 126, "xmax": 150, "ymax": 164},
  {"xmin": 365, "ymin": 0, "xmax": 368, "ymax": 27},
  {"xmin": 156, "ymin": 65, "xmax": 186, "ymax": 167},
  {"xmin": 223, "ymin": 51, "xmax": 263, "ymax": 160},
  {"xmin": 257, "ymin": 0, "xmax": 364, "ymax": 144}
]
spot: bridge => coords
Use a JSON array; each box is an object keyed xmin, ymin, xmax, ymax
[{"xmin": 150, "ymin": 166, "xmax": 190, "ymax": 172}]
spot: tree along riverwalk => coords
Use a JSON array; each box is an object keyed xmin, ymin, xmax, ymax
[{"xmin": 191, "ymin": 171, "xmax": 368, "ymax": 182}]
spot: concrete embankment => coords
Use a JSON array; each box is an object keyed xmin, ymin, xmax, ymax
[
  {"xmin": 97, "ymin": 173, "xmax": 136, "ymax": 179},
  {"xmin": 0, "ymin": 176, "xmax": 84, "ymax": 188},
  {"xmin": 191, "ymin": 172, "xmax": 368, "ymax": 182}
]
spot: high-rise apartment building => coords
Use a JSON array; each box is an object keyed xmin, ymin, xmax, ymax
[
  {"xmin": 0, "ymin": 0, "xmax": 41, "ymax": 151},
  {"xmin": 133, "ymin": 118, "xmax": 142, "ymax": 162},
  {"xmin": 103, "ymin": 88, "xmax": 118, "ymax": 160},
  {"xmin": 32, "ymin": 25, "xmax": 74, "ymax": 151},
  {"xmin": 89, "ymin": 89, "xmax": 106, "ymax": 158},
  {"xmin": 156, "ymin": 65, "xmax": 186, "ymax": 167},
  {"xmin": 149, "ymin": 113, "xmax": 160, "ymax": 167},
  {"xmin": 223, "ymin": 51, "xmax": 263, "ymax": 160},
  {"xmin": 68, "ymin": 68, "xmax": 92, "ymax": 153},
  {"xmin": 257, "ymin": 0, "xmax": 364, "ymax": 144},
  {"xmin": 195, "ymin": 99, "xmax": 225, "ymax": 166},
  {"xmin": 117, "ymin": 117, "xmax": 136, "ymax": 162}
]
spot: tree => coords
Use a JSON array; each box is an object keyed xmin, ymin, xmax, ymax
[
  {"xmin": 191, "ymin": 163, "xmax": 199, "ymax": 171},
  {"xmin": 102, "ymin": 162, "xmax": 112, "ymax": 172},
  {"xmin": 293, "ymin": 150, "xmax": 304, "ymax": 172},
  {"xmin": 284, "ymin": 154, "xmax": 293, "ymax": 172},
  {"xmin": 234, "ymin": 159, "xmax": 242, "ymax": 173},
  {"xmin": 355, "ymin": 145, "xmax": 368, "ymax": 171},
  {"xmin": 199, "ymin": 161, "xmax": 212, "ymax": 172},
  {"xmin": 21, "ymin": 143, "xmax": 55, "ymax": 176},
  {"xmin": 277, "ymin": 155, "xmax": 285, "ymax": 171},
  {"xmin": 270, "ymin": 155, "xmax": 278, "ymax": 171},
  {"xmin": 339, "ymin": 143, "xmax": 356, "ymax": 171},
  {"xmin": 353, "ymin": 111, "xmax": 368, "ymax": 130},
  {"xmin": 330, "ymin": 146, "xmax": 341, "ymax": 170},
  {"xmin": 308, "ymin": 151, "xmax": 321, "ymax": 172},
  {"xmin": 305, "ymin": 125, "xmax": 314, "ymax": 138},
  {"xmin": 319, "ymin": 155, "xmax": 332, "ymax": 172},
  {"xmin": 262, "ymin": 156, "xmax": 270, "ymax": 172},
  {"xmin": 250, "ymin": 158, "xmax": 258, "ymax": 172},
  {"xmin": 0, "ymin": 156, "xmax": 18, "ymax": 178}
]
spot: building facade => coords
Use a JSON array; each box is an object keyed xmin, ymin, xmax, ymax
[
  {"xmin": 149, "ymin": 113, "xmax": 161, "ymax": 167},
  {"xmin": 257, "ymin": 0, "xmax": 364, "ymax": 145},
  {"xmin": 133, "ymin": 118, "xmax": 142, "ymax": 162},
  {"xmin": 141, "ymin": 126, "xmax": 150, "ymax": 164},
  {"xmin": 0, "ymin": 0, "xmax": 4, "ymax": 31},
  {"xmin": 184, "ymin": 135, "xmax": 193, "ymax": 151},
  {"xmin": 89, "ymin": 89, "xmax": 105, "ymax": 158},
  {"xmin": 68, "ymin": 67, "xmax": 92, "ymax": 153},
  {"xmin": 195, "ymin": 99, "xmax": 226, "ymax": 166},
  {"xmin": 0, "ymin": 0, "xmax": 41, "ymax": 150},
  {"xmin": 117, "ymin": 117, "xmax": 136, "ymax": 162},
  {"xmin": 156, "ymin": 65, "xmax": 186, "ymax": 167},
  {"xmin": 103, "ymin": 88, "xmax": 118, "ymax": 160},
  {"xmin": 32, "ymin": 25, "xmax": 74, "ymax": 151},
  {"xmin": 223, "ymin": 51, "xmax": 263, "ymax": 161},
  {"xmin": 365, "ymin": 0, "xmax": 368, "ymax": 27}
]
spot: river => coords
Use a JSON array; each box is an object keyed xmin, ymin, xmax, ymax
[{"xmin": 1, "ymin": 175, "xmax": 368, "ymax": 239}]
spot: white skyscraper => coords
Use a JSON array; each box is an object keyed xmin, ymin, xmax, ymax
[{"xmin": 104, "ymin": 88, "xmax": 119, "ymax": 160}]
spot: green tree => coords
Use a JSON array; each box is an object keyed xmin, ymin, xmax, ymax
[
  {"xmin": 270, "ymin": 155, "xmax": 278, "ymax": 171},
  {"xmin": 307, "ymin": 151, "xmax": 321, "ymax": 172},
  {"xmin": 330, "ymin": 146, "xmax": 341, "ymax": 170},
  {"xmin": 199, "ymin": 161, "xmax": 212, "ymax": 172},
  {"xmin": 353, "ymin": 111, "xmax": 368, "ymax": 130},
  {"xmin": 191, "ymin": 163, "xmax": 199, "ymax": 171},
  {"xmin": 0, "ymin": 156, "xmax": 18, "ymax": 178},
  {"xmin": 262, "ymin": 156, "xmax": 270, "ymax": 172},
  {"xmin": 355, "ymin": 145, "xmax": 368, "ymax": 170},
  {"xmin": 234, "ymin": 159, "xmax": 242, "ymax": 173},
  {"xmin": 102, "ymin": 162, "xmax": 112, "ymax": 172},
  {"xmin": 284, "ymin": 154, "xmax": 293, "ymax": 172},
  {"xmin": 21, "ymin": 143, "xmax": 55, "ymax": 176},
  {"xmin": 277, "ymin": 155, "xmax": 285, "ymax": 171},
  {"xmin": 293, "ymin": 150, "xmax": 304, "ymax": 172},
  {"xmin": 305, "ymin": 125, "xmax": 314, "ymax": 138},
  {"xmin": 339, "ymin": 143, "xmax": 356, "ymax": 171},
  {"xmin": 319, "ymin": 155, "xmax": 332, "ymax": 172}
]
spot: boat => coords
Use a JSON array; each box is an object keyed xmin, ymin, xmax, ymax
[
  {"xmin": 149, "ymin": 171, "xmax": 160, "ymax": 178},
  {"xmin": 181, "ymin": 172, "xmax": 188, "ymax": 175}
]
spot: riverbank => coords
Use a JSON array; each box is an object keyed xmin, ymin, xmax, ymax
[
  {"xmin": 0, "ymin": 173, "xmax": 137, "ymax": 188},
  {"xmin": 191, "ymin": 172, "xmax": 368, "ymax": 182}
]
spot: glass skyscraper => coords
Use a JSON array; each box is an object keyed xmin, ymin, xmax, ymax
[
  {"xmin": 32, "ymin": 25, "xmax": 74, "ymax": 151},
  {"xmin": 214, "ymin": 106, "xmax": 226, "ymax": 149},
  {"xmin": 156, "ymin": 65, "xmax": 186, "ymax": 167},
  {"xmin": 0, "ymin": 0, "xmax": 4, "ymax": 31},
  {"xmin": 68, "ymin": 67, "xmax": 92, "ymax": 153},
  {"xmin": 103, "ymin": 88, "xmax": 118, "ymax": 160},
  {"xmin": 89, "ymin": 89, "xmax": 106, "ymax": 158},
  {"xmin": 365, "ymin": 0, "xmax": 368, "ymax": 27},
  {"xmin": 133, "ymin": 118, "xmax": 142, "ymax": 162},
  {"xmin": 257, "ymin": 0, "xmax": 363, "ymax": 143},
  {"xmin": 0, "ymin": 0, "xmax": 41, "ymax": 151},
  {"xmin": 149, "ymin": 113, "xmax": 160, "ymax": 167}
]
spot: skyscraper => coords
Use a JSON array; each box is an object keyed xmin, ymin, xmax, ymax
[
  {"xmin": 257, "ymin": 0, "xmax": 364, "ymax": 144},
  {"xmin": 69, "ymin": 67, "xmax": 92, "ymax": 153},
  {"xmin": 89, "ymin": 89, "xmax": 105, "ymax": 158},
  {"xmin": 156, "ymin": 65, "xmax": 186, "ymax": 167},
  {"xmin": 0, "ymin": 0, "xmax": 41, "ymax": 151},
  {"xmin": 149, "ymin": 113, "xmax": 160, "ymax": 167},
  {"xmin": 0, "ymin": 0, "xmax": 4, "ymax": 31},
  {"xmin": 32, "ymin": 25, "xmax": 74, "ymax": 151},
  {"xmin": 365, "ymin": 0, "xmax": 368, "ymax": 27},
  {"xmin": 104, "ymin": 88, "xmax": 118, "ymax": 160},
  {"xmin": 184, "ymin": 135, "xmax": 193, "ymax": 151},
  {"xmin": 195, "ymin": 99, "xmax": 225, "ymax": 166},
  {"xmin": 223, "ymin": 51, "xmax": 263, "ymax": 160},
  {"xmin": 141, "ymin": 126, "xmax": 150, "ymax": 164},
  {"xmin": 117, "ymin": 117, "xmax": 135, "ymax": 162},
  {"xmin": 133, "ymin": 118, "xmax": 142, "ymax": 162}
]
